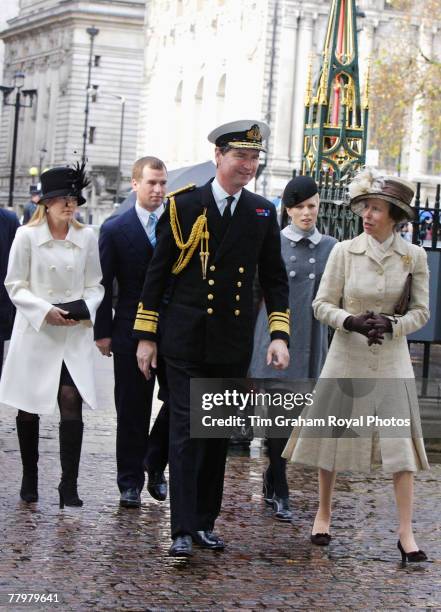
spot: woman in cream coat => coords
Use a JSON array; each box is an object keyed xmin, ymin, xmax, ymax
[
  {"xmin": 0, "ymin": 164, "xmax": 104, "ymax": 508},
  {"xmin": 283, "ymin": 169, "xmax": 429, "ymax": 564}
]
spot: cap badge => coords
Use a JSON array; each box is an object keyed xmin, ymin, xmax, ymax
[{"xmin": 246, "ymin": 124, "xmax": 262, "ymax": 143}]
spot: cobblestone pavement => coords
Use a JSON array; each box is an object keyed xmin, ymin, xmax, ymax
[{"xmin": 1, "ymin": 350, "xmax": 440, "ymax": 611}]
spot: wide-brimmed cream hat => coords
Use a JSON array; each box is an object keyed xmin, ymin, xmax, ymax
[{"xmin": 349, "ymin": 169, "xmax": 415, "ymax": 220}]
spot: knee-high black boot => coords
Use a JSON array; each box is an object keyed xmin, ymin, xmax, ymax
[
  {"xmin": 16, "ymin": 417, "xmax": 39, "ymax": 503},
  {"xmin": 58, "ymin": 421, "xmax": 84, "ymax": 508}
]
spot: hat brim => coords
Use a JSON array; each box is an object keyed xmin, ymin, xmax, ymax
[
  {"xmin": 350, "ymin": 193, "xmax": 414, "ymax": 220},
  {"xmin": 39, "ymin": 189, "xmax": 86, "ymax": 206},
  {"xmin": 227, "ymin": 141, "xmax": 266, "ymax": 152}
]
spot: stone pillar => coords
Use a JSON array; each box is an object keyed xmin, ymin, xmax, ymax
[
  {"xmin": 272, "ymin": 3, "xmax": 299, "ymax": 168},
  {"xmin": 291, "ymin": 11, "xmax": 313, "ymax": 168},
  {"xmin": 408, "ymin": 21, "xmax": 432, "ymax": 178}
]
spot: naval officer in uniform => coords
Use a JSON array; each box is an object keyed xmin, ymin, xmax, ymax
[{"xmin": 133, "ymin": 120, "xmax": 290, "ymax": 557}]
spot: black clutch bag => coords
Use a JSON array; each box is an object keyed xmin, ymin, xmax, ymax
[
  {"xmin": 394, "ymin": 273, "xmax": 412, "ymax": 316},
  {"xmin": 52, "ymin": 299, "xmax": 90, "ymax": 321}
]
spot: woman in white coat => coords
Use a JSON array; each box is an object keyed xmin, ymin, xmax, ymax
[
  {"xmin": 283, "ymin": 170, "xmax": 430, "ymax": 564},
  {"xmin": 0, "ymin": 164, "xmax": 104, "ymax": 508}
]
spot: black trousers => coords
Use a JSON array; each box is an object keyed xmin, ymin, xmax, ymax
[
  {"xmin": 0, "ymin": 340, "xmax": 3, "ymax": 379},
  {"xmin": 266, "ymin": 438, "xmax": 289, "ymax": 498},
  {"xmin": 165, "ymin": 357, "xmax": 248, "ymax": 539},
  {"xmin": 113, "ymin": 352, "xmax": 169, "ymax": 492}
]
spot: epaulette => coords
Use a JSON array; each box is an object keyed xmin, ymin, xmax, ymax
[{"xmin": 165, "ymin": 183, "xmax": 196, "ymax": 199}]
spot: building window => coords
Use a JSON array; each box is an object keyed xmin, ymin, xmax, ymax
[
  {"xmin": 91, "ymin": 85, "xmax": 99, "ymax": 103},
  {"xmin": 94, "ymin": 55, "xmax": 101, "ymax": 67},
  {"xmin": 89, "ymin": 126, "xmax": 96, "ymax": 144}
]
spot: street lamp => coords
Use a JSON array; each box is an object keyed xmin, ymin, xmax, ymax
[
  {"xmin": 109, "ymin": 94, "xmax": 125, "ymax": 203},
  {"xmin": 0, "ymin": 71, "xmax": 37, "ymax": 207},
  {"xmin": 82, "ymin": 26, "xmax": 99, "ymax": 163}
]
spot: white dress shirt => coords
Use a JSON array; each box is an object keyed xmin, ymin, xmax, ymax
[{"xmin": 211, "ymin": 177, "xmax": 242, "ymax": 216}]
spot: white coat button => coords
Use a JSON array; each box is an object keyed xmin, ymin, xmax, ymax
[
  {"xmin": 309, "ymin": 273, "xmax": 316, "ymax": 279},
  {"xmin": 309, "ymin": 243, "xmax": 315, "ymax": 249},
  {"xmin": 48, "ymin": 289, "xmax": 53, "ymax": 295},
  {"xmin": 49, "ymin": 265, "xmax": 56, "ymax": 271},
  {"xmin": 309, "ymin": 258, "xmax": 316, "ymax": 264},
  {"xmin": 290, "ymin": 242, "xmax": 296, "ymax": 248},
  {"xmin": 65, "ymin": 243, "xmax": 71, "ymax": 248},
  {"xmin": 290, "ymin": 255, "xmax": 296, "ymax": 262},
  {"xmin": 289, "ymin": 270, "xmax": 296, "ymax": 278},
  {"xmin": 65, "ymin": 290, "xmax": 71, "ymax": 296}
]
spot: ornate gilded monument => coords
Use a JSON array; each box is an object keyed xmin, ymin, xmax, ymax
[{"xmin": 302, "ymin": 0, "xmax": 369, "ymax": 179}]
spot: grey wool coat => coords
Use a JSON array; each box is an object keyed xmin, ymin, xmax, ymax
[
  {"xmin": 249, "ymin": 228, "xmax": 337, "ymax": 379},
  {"xmin": 283, "ymin": 232, "xmax": 430, "ymax": 473}
]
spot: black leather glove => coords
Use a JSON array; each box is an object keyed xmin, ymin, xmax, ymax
[{"xmin": 343, "ymin": 311, "xmax": 375, "ymax": 337}]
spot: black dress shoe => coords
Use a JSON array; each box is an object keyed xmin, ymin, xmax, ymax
[
  {"xmin": 147, "ymin": 471, "xmax": 167, "ymax": 501},
  {"xmin": 262, "ymin": 470, "xmax": 274, "ymax": 506},
  {"xmin": 310, "ymin": 532, "xmax": 332, "ymax": 546},
  {"xmin": 272, "ymin": 496, "xmax": 293, "ymax": 522},
  {"xmin": 193, "ymin": 530, "xmax": 225, "ymax": 550},
  {"xmin": 169, "ymin": 535, "xmax": 193, "ymax": 557},
  {"xmin": 119, "ymin": 488, "xmax": 141, "ymax": 508}
]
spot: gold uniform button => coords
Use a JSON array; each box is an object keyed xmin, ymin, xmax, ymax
[
  {"xmin": 207, "ymin": 308, "xmax": 213, "ymax": 314},
  {"xmin": 210, "ymin": 265, "xmax": 216, "ymax": 272},
  {"xmin": 235, "ymin": 295, "xmax": 240, "ymax": 301},
  {"xmin": 234, "ymin": 309, "xmax": 240, "ymax": 316},
  {"xmin": 208, "ymin": 279, "xmax": 214, "ymax": 286},
  {"xmin": 237, "ymin": 281, "xmax": 242, "ymax": 287},
  {"xmin": 207, "ymin": 294, "xmax": 214, "ymax": 300},
  {"xmin": 238, "ymin": 267, "xmax": 244, "ymax": 273}
]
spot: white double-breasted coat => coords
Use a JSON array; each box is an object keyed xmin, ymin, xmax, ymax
[{"xmin": 0, "ymin": 221, "xmax": 104, "ymax": 415}]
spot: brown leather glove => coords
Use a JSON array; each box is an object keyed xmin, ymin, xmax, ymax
[
  {"xmin": 343, "ymin": 311, "xmax": 375, "ymax": 337},
  {"xmin": 366, "ymin": 314, "xmax": 393, "ymax": 346}
]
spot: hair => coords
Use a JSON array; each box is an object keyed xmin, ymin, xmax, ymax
[
  {"xmin": 27, "ymin": 198, "xmax": 83, "ymax": 229},
  {"xmin": 387, "ymin": 202, "xmax": 409, "ymax": 224},
  {"xmin": 131, "ymin": 156, "xmax": 167, "ymax": 181},
  {"xmin": 216, "ymin": 145, "xmax": 233, "ymax": 156}
]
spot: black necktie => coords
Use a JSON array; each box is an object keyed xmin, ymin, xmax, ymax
[{"xmin": 223, "ymin": 195, "xmax": 235, "ymax": 223}]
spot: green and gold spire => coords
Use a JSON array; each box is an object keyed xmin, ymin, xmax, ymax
[{"xmin": 302, "ymin": 0, "xmax": 369, "ymax": 179}]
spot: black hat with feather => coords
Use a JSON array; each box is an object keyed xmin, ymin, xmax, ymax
[{"xmin": 39, "ymin": 162, "xmax": 90, "ymax": 206}]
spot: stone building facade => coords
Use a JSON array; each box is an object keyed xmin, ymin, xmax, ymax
[
  {"xmin": 138, "ymin": 0, "xmax": 441, "ymax": 200},
  {"xmin": 0, "ymin": 0, "xmax": 144, "ymax": 223}
]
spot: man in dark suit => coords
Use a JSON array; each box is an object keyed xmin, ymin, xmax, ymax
[
  {"xmin": 95, "ymin": 156, "xmax": 169, "ymax": 508},
  {"xmin": 0, "ymin": 208, "xmax": 20, "ymax": 378},
  {"xmin": 22, "ymin": 187, "xmax": 41, "ymax": 224},
  {"xmin": 134, "ymin": 121, "xmax": 290, "ymax": 557}
]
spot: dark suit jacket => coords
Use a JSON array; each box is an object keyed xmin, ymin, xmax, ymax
[
  {"xmin": 94, "ymin": 206, "xmax": 155, "ymax": 354},
  {"xmin": 0, "ymin": 209, "xmax": 20, "ymax": 340},
  {"xmin": 133, "ymin": 180, "xmax": 289, "ymax": 364}
]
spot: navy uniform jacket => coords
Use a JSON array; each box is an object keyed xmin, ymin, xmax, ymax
[
  {"xmin": 0, "ymin": 209, "xmax": 20, "ymax": 341},
  {"xmin": 94, "ymin": 206, "xmax": 155, "ymax": 354},
  {"xmin": 133, "ymin": 180, "xmax": 289, "ymax": 364}
]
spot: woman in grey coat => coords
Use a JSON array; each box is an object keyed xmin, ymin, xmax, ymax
[
  {"xmin": 283, "ymin": 170, "xmax": 429, "ymax": 564},
  {"xmin": 249, "ymin": 176, "xmax": 337, "ymax": 521}
]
